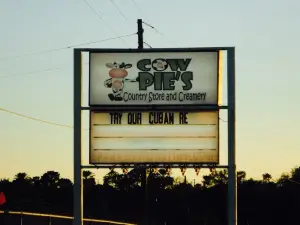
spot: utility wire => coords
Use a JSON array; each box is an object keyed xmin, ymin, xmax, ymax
[
  {"xmin": 0, "ymin": 34, "xmax": 135, "ymax": 62},
  {"xmin": 109, "ymin": 0, "xmax": 127, "ymax": 20},
  {"xmin": 0, "ymin": 107, "xmax": 72, "ymax": 129},
  {"xmin": 131, "ymin": 0, "xmax": 142, "ymax": 15},
  {"xmin": 0, "ymin": 62, "xmax": 89, "ymax": 79},
  {"xmin": 0, "ymin": 107, "xmax": 91, "ymax": 130},
  {"xmin": 106, "ymin": 0, "xmax": 153, "ymax": 47},
  {"xmin": 0, "ymin": 106, "xmax": 229, "ymax": 130},
  {"xmin": 143, "ymin": 21, "xmax": 180, "ymax": 47},
  {"xmin": 0, "ymin": 67, "xmax": 63, "ymax": 79},
  {"xmin": 143, "ymin": 41, "xmax": 152, "ymax": 48},
  {"xmin": 83, "ymin": 0, "xmax": 131, "ymax": 47},
  {"xmin": 131, "ymin": 0, "xmax": 180, "ymax": 47}
]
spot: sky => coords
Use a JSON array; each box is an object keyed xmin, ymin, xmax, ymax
[{"xmin": 0, "ymin": 0, "xmax": 299, "ymax": 183}]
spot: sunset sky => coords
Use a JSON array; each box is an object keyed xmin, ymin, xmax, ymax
[{"xmin": 0, "ymin": 0, "xmax": 299, "ymax": 182}]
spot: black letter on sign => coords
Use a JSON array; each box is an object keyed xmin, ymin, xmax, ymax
[
  {"xmin": 179, "ymin": 112, "xmax": 188, "ymax": 124},
  {"xmin": 181, "ymin": 72, "xmax": 193, "ymax": 90},
  {"xmin": 137, "ymin": 59, "xmax": 151, "ymax": 71},
  {"xmin": 166, "ymin": 59, "xmax": 192, "ymax": 71},
  {"xmin": 163, "ymin": 72, "xmax": 176, "ymax": 90},
  {"xmin": 139, "ymin": 72, "xmax": 154, "ymax": 90}
]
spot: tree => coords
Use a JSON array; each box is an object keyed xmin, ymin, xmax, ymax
[
  {"xmin": 290, "ymin": 167, "xmax": 300, "ymax": 182},
  {"xmin": 277, "ymin": 173, "xmax": 290, "ymax": 187},
  {"xmin": 1, "ymin": 166, "xmax": 300, "ymax": 225},
  {"xmin": 103, "ymin": 168, "xmax": 121, "ymax": 188},
  {"xmin": 148, "ymin": 168, "xmax": 174, "ymax": 191},
  {"xmin": 83, "ymin": 170, "xmax": 94, "ymax": 180},
  {"xmin": 13, "ymin": 173, "xmax": 31, "ymax": 187},
  {"xmin": 14, "ymin": 173, "xmax": 30, "ymax": 181},
  {"xmin": 40, "ymin": 171, "xmax": 60, "ymax": 188},
  {"xmin": 262, "ymin": 173, "xmax": 272, "ymax": 183},
  {"xmin": 157, "ymin": 168, "xmax": 174, "ymax": 189},
  {"xmin": 32, "ymin": 176, "xmax": 40, "ymax": 186},
  {"xmin": 57, "ymin": 178, "xmax": 72, "ymax": 189},
  {"xmin": 237, "ymin": 171, "xmax": 246, "ymax": 184},
  {"xmin": 83, "ymin": 170, "xmax": 95, "ymax": 188},
  {"xmin": 202, "ymin": 169, "xmax": 228, "ymax": 188},
  {"xmin": 103, "ymin": 167, "xmax": 144, "ymax": 190}
]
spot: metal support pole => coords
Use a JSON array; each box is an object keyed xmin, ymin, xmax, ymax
[
  {"xmin": 227, "ymin": 47, "xmax": 237, "ymax": 225},
  {"xmin": 137, "ymin": 18, "xmax": 148, "ymax": 225},
  {"xmin": 137, "ymin": 19, "xmax": 144, "ymax": 49},
  {"xmin": 73, "ymin": 49, "xmax": 83, "ymax": 225}
]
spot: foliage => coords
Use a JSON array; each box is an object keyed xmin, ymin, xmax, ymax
[{"xmin": 1, "ymin": 167, "xmax": 300, "ymax": 225}]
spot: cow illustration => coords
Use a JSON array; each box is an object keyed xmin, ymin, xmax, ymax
[{"xmin": 104, "ymin": 62, "xmax": 136, "ymax": 101}]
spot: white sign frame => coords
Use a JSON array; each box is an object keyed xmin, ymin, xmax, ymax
[
  {"xmin": 89, "ymin": 111, "xmax": 219, "ymax": 164},
  {"xmin": 89, "ymin": 50, "xmax": 222, "ymax": 107}
]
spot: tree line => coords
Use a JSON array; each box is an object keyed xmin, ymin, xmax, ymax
[{"xmin": 0, "ymin": 166, "xmax": 300, "ymax": 225}]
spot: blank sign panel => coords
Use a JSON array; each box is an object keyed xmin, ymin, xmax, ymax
[
  {"xmin": 90, "ymin": 150, "xmax": 218, "ymax": 163},
  {"xmin": 92, "ymin": 125, "xmax": 217, "ymax": 138},
  {"xmin": 92, "ymin": 137, "xmax": 217, "ymax": 150}
]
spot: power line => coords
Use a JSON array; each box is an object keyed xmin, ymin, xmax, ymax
[
  {"xmin": 109, "ymin": 0, "xmax": 127, "ymax": 20},
  {"xmin": 0, "ymin": 107, "xmax": 72, "ymax": 129},
  {"xmin": 131, "ymin": 0, "xmax": 142, "ymax": 15},
  {"xmin": 130, "ymin": 0, "xmax": 180, "ymax": 47},
  {"xmin": 0, "ymin": 107, "xmax": 92, "ymax": 130},
  {"xmin": 0, "ymin": 63, "xmax": 89, "ymax": 79},
  {"xmin": 0, "ymin": 106, "xmax": 228, "ymax": 130},
  {"xmin": 143, "ymin": 21, "xmax": 165, "ymax": 37},
  {"xmin": 0, "ymin": 33, "xmax": 135, "ymax": 62},
  {"xmin": 143, "ymin": 41, "xmax": 152, "ymax": 48},
  {"xmin": 83, "ymin": 0, "xmax": 131, "ymax": 47},
  {"xmin": 143, "ymin": 21, "xmax": 180, "ymax": 47},
  {"xmin": 0, "ymin": 67, "xmax": 63, "ymax": 79}
]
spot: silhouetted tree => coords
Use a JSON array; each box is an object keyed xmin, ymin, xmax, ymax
[
  {"xmin": 57, "ymin": 178, "xmax": 72, "ymax": 189},
  {"xmin": 32, "ymin": 176, "xmax": 41, "ymax": 186},
  {"xmin": 14, "ymin": 172, "xmax": 30, "ymax": 181},
  {"xmin": 83, "ymin": 170, "xmax": 96, "ymax": 188},
  {"xmin": 291, "ymin": 166, "xmax": 300, "ymax": 182},
  {"xmin": 237, "ymin": 171, "xmax": 246, "ymax": 184},
  {"xmin": 103, "ymin": 168, "xmax": 122, "ymax": 188},
  {"xmin": 40, "ymin": 171, "xmax": 60, "ymax": 188},
  {"xmin": 202, "ymin": 169, "xmax": 227, "ymax": 187},
  {"xmin": 262, "ymin": 173, "xmax": 272, "ymax": 183},
  {"xmin": 1, "ymin": 166, "xmax": 300, "ymax": 225}
]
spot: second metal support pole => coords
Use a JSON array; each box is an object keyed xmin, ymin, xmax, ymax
[
  {"xmin": 73, "ymin": 49, "xmax": 83, "ymax": 225},
  {"xmin": 227, "ymin": 47, "xmax": 237, "ymax": 225}
]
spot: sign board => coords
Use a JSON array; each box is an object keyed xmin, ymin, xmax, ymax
[
  {"xmin": 89, "ymin": 51, "xmax": 221, "ymax": 106},
  {"xmin": 90, "ymin": 111, "xmax": 219, "ymax": 164}
]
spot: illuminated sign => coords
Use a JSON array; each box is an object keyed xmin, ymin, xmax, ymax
[
  {"xmin": 89, "ymin": 51, "xmax": 221, "ymax": 106},
  {"xmin": 90, "ymin": 111, "xmax": 219, "ymax": 164}
]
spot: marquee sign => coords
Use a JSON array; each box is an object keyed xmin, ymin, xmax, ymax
[
  {"xmin": 74, "ymin": 47, "xmax": 237, "ymax": 225},
  {"xmin": 89, "ymin": 51, "xmax": 220, "ymax": 106},
  {"xmin": 89, "ymin": 111, "xmax": 219, "ymax": 164}
]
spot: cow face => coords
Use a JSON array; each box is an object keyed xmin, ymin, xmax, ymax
[{"xmin": 106, "ymin": 62, "xmax": 132, "ymax": 78}]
